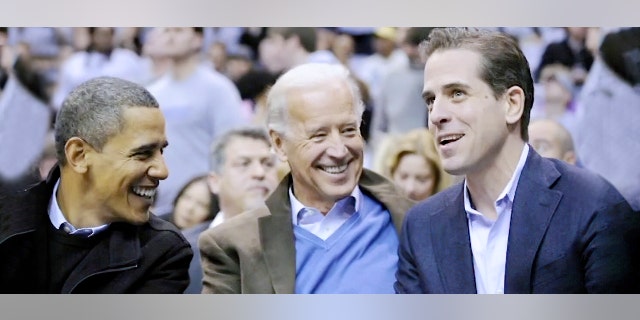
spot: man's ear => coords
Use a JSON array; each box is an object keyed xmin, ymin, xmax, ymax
[
  {"xmin": 64, "ymin": 137, "xmax": 92, "ymax": 174},
  {"xmin": 269, "ymin": 129, "xmax": 288, "ymax": 162},
  {"xmin": 207, "ymin": 172, "xmax": 221, "ymax": 195},
  {"xmin": 504, "ymin": 86, "xmax": 525, "ymax": 126},
  {"xmin": 563, "ymin": 151, "xmax": 577, "ymax": 166}
]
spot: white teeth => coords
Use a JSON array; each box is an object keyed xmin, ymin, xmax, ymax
[
  {"xmin": 439, "ymin": 134, "xmax": 464, "ymax": 144},
  {"xmin": 132, "ymin": 186, "xmax": 157, "ymax": 199},
  {"xmin": 322, "ymin": 164, "xmax": 348, "ymax": 174}
]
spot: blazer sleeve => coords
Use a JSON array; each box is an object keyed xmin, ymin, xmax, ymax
[
  {"xmin": 198, "ymin": 229, "xmax": 242, "ymax": 294},
  {"xmin": 582, "ymin": 199, "xmax": 640, "ymax": 293},
  {"xmin": 394, "ymin": 213, "xmax": 424, "ymax": 294}
]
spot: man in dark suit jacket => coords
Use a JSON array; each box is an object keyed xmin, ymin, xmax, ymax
[
  {"xmin": 395, "ymin": 28, "xmax": 639, "ymax": 294},
  {"xmin": 0, "ymin": 76, "xmax": 192, "ymax": 293},
  {"xmin": 199, "ymin": 63, "xmax": 414, "ymax": 293}
]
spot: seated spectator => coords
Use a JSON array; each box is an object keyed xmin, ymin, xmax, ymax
[
  {"xmin": 167, "ymin": 175, "xmax": 217, "ymax": 294},
  {"xmin": 377, "ymin": 128, "xmax": 451, "ymax": 201},
  {"xmin": 574, "ymin": 27, "xmax": 640, "ymax": 211},
  {"xmin": 169, "ymin": 175, "xmax": 216, "ymax": 230},
  {"xmin": 531, "ymin": 63, "xmax": 579, "ymax": 136},
  {"xmin": 206, "ymin": 127, "xmax": 279, "ymax": 229},
  {"xmin": 51, "ymin": 27, "xmax": 151, "ymax": 110},
  {"xmin": 528, "ymin": 119, "xmax": 577, "ymax": 165},
  {"xmin": 536, "ymin": 27, "xmax": 594, "ymax": 87}
]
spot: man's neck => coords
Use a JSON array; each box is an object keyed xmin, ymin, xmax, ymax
[
  {"xmin": 171, "ymin": 54, "xmax": 200, "ymax": 81},
  {"xmin": 57, "ymin": 174, "xmax": 106, "ymax": 229},
  {"xmin": 465, "ymin": 139, "xmax": 525, "ymax": 217}
]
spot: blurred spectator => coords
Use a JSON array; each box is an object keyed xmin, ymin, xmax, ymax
[
  {"xmin": 224, "ymin": 49, "xmax": 254, "ymax": 82},
  {"xmin": 140, "ymin": 27, "xmax": 173, "ymax": 82},
  {"xmin": 331, "ymin": 33, "xmax": 359, "ymax": 72},
  {"xmin": 370, "ymin": 27, "xmax": 433, "ymax": 147},
  {"xmin": 536, "ymin": 27, "xmax": 594, "ymax": 87},
  {"xmin": 0, "ymin": 39, "xmax": 53, "ymax": 195},
  {"xmin": 528, "ymin": 118, "xmax": 577, "ymax": 165},
  {"xmin": 169, "ymin": 175, "xmax": 216, "ymax": 230},
  {"xmin": 147, "ymin": 27, "xmax": 247, "ymax": 217},
  {"xmin": 202, "ymin": 27, "xmax": 244, "ymax": 57},
  {"xmin": 574, "ymin": 27, "xmax": 640, "ymax": 210},
  {"xmin": 356, "ymin": 27, "xmax": 409, "ymax": 105},
  {"xmin": 238, "ymin": 27, "xmax": 267, "ymax": 61},
  {"xmin": 206, "ymin": 127, "xmax": 279, "ymax": 229},
  {"xmin": 376, "ymin": 128, "xmax": 452, "ymax": 201},
  {"xmin": 531, "ymin": 63, "xmax": 579, "ymax": 135},
  {"xmin": 258, "ymin": 27, "xmax": 338, "ymax": 74},
  {"xmin": 234, "ymin": 68, "xmax": 279, "ymax": 125},
  {"xmin": 166, "ymin": 175, "xmax": 217, "ymax": 294},
  {"xmin": 7, "ymin": 27, "xmax": 74, "ymax": 97},
  {"xmin": 51, "ymin": 27, "xmax": 151, "ymax": 109},
  {"xmin": 207, "ymin": 41, "xmax": 227, "ymax": 74}
]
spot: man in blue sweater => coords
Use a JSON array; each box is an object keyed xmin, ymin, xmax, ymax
[{"xmin": 199, "ymin": 63, "xmax": 414, "ymax": 293}]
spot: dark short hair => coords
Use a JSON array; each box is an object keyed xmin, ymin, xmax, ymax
[
  {"xmin": 54, "ymin": 76, "xmax": 159, "ymax": 166},
  {"xmin": 268, "ymin": 27, "xmax": 317, "ymax": 53},
  {"xmin": 420, "ymin": 27, "xmax": 534, "ymax": 140}
]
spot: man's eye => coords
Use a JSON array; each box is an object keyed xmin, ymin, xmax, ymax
[
  {"xmin": 263, "ymin": 160, "xmax": 275, "ymax": 168},
  {"xmin": 342, "ymin": 127, "xmax": 357, "ymax": 135},
  {"xmin": 452, "ymin": 90, "xmax": 465, "ymax": 98},
  {"xmin": 135, "ymin": 153, "xmax": 151, "ymax": 160},
  {"xmin": 311, "ymin": 133, "xmax": 326, "ymax": 141}
]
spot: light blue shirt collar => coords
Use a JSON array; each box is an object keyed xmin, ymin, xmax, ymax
[
  {"xmin": 289, "ymin": 185, "xmax": 362, "ymax": 240},
  {"xmin": 48, "ymin": 179, "xmax": 110, "ymax": 237},
  {"xmin": 289, "ymin": 185, "xmax": 362, "ymax": 225}
]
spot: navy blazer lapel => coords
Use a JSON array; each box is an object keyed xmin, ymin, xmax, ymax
[
  {"xmin": 259, "ymin": 175, "xmax": 296, "ymax": 294},
  {"xmin": 431, "ymin": 184, "xmax": 477, "ymax": 293},
  {"xmin": 504, "ymin": 149, "xmax": 562, "ymax": 293}
]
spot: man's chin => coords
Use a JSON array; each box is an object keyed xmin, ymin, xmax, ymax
[
  {"xmin": 242, "ymin": 198, "xmax": 267, "ymax": 212},
  {"xmin": 128, "ymin": 210, "xmax": 151, "ymax": 225}
]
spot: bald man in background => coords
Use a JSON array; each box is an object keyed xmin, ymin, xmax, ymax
[{"xmin": 528, "ymin": 118, "xmax": 577, "ymax": 165}]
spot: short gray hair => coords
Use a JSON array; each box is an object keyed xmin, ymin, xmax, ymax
[
  {"xmin": 266, "ymin": 63, "xmax": 365, "ymax": 136},
  {"xmin": 54, "ymin": 76, "xmax": 159, "ymax": 166},
  {"xmin": 209, "ymin": 126, "xmax": 272, "ymax": 173}
]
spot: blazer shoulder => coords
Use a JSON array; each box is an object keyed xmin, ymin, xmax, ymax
[
  {"xmin": 198, "ymin": 205, "xmax": 270, "ymax": 246},
  {"xmin": 545, "ymin": 158, "xmax": 628, "ymax": 205},
  {"xmin": 404, "ymin": 183, "xmax": 463, "ymax": 223}
]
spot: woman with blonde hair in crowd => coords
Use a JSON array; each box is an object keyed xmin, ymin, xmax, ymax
[{"xmin": 376, "ymin": 128, "xmax": 451, "ymax": 201}]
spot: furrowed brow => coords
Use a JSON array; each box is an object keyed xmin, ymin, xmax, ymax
[{"xmin": 129, "ymin": 141, "xmax": 168, "ymax": 156}]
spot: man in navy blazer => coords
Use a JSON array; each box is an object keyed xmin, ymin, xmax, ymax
[{"xmin": 395, "ymin": 28, "xmax": 639, "ymax": 294}]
